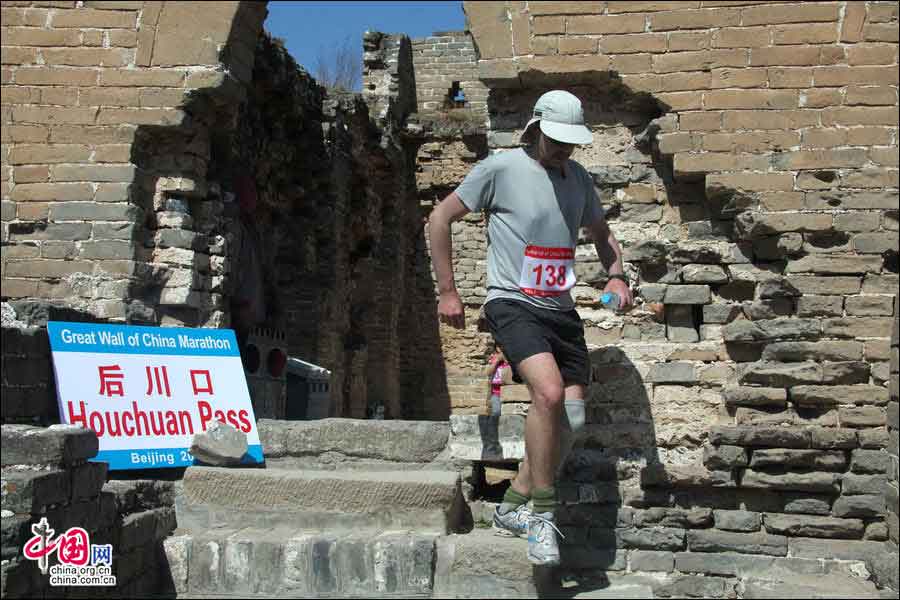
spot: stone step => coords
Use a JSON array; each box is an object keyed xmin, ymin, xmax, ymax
[
  {"xmin": 432, "ymin": 528, "xmax": 888, "ymax": 599},
  {"xmin": 164, "ymin": 528, "xmax": 434, "ymax": 598},
  {"xmin": 433, "ymin": 528, "xmax": 654, "ymax": 599},
  {"xmin": 257, "ymin": 418, "xmax": 450, "ymax": 464},
  {"xmin": 176, "ymin": 466, "xmax": 464, "ymax": 535},
  {"xmin": 741, "ymin": 573, "xmax": 884, "ymax": 598}
]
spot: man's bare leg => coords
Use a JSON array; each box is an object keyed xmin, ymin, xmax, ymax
[
  {"xmin": 510, "ymin": 383, "xmax": 587, "ymax": 496},
  {"xmin": 516, "ymin": 352, "xmax": 565, "ymax": 491}
]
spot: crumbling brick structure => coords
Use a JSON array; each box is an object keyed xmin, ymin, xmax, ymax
[
  {"xmin": 413, "ymin": 0, "xmax": 898, "ymax": 590},
  {"xmin": 2, "ymin": 1, "xmax": 440, "ymax": 421}
]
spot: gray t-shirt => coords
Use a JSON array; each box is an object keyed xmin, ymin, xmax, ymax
[{"xmin": 455, "ymin": 148, "xmax": 604, "ymax": 311}]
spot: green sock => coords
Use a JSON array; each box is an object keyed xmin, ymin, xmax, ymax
[
  {"xmin": 532, "ymin": 487, "xmax": 556, "ymax": 515},
  {"xmin": 499, "ymin": 487, "xmax": 530, "ymax": 514}
]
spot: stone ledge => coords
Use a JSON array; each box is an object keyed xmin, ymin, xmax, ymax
[
  {"xmin": 1, "ymin": 425, "xmax": 98, "ymax": 467},
  {"xmin": 177, "ymin": 467, "xmax": 462, "ymax": 535},
  {"xmin": 257, "ymin": 418, "xmax": 449, "ymax": 463}
]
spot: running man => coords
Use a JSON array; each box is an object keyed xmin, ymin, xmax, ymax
[{"xmin": 428, "ymin": 90, "xmax": 633, "ymax": 566}]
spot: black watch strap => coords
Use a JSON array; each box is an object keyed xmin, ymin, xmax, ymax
[{"xmin": 608, "ymin": 274, "xmax": 628, "ymax": 284}]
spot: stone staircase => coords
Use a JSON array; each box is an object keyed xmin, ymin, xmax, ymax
[{"xmin": 161, "ymin": 418, "xmax": 890, "ymax": 598}]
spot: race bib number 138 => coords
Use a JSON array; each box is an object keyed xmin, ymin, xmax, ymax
[{"xmin": 519, "ymin": 245, "xmax": 576, "ymax": 297}]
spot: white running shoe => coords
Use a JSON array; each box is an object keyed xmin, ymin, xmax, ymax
[
  {"xmin": 527, "ymin": 511, "xmax": 564, "ymax": 566},
  {"xmin": 492, "ymin": 502, "xmax": 531, "ymax": 537}
]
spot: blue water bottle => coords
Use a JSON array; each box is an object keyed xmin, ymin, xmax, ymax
[{"xmin": 600, "ymin": 291, "xmax": 621, "ymax": 311}]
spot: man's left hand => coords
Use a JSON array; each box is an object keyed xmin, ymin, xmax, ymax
[{"xmin": 603, "ymin": 278, "xmax": 633, "ymax": 310}]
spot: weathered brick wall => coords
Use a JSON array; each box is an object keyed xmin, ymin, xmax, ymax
[
  {"xmin": 410, "ymin": 30, "xmax": 489, "ymax": 117},
  {"xmin": 409, "ymin": 0, "xmax": 900, "ymax": 585},
  {"xmin": 1, "ymin": 1, "xmax": 266, "ymax": 326},
  {"xmin": 889, "ymin": 302, "xmax": 899, "ymax": 561},
  {"xmin": 1, "ymin": 3, "xmax": 435, "ymax": 420}
]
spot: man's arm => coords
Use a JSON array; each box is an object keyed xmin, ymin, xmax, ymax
[
  {"xmin": 588, "ymin": 216, "xmax": 634, "ymax": 309},
  {"xmin": 428, "ymin": 192, "xmax": 471, "ymax": 328}
]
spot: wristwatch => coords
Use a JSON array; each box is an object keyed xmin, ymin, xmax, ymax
[{"xmin": 608, "ymin": 273, "xmax": 629, "ymax": 285}]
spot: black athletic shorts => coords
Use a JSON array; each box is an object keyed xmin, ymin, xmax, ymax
[{"xmin": 483, "ymin": 298, "xmax": 591, "ymax": 387}]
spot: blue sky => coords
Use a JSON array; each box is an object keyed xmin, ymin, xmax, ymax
[{"xmin": 264, "ymin": 1, "xmax": 466, "ymax": 74}]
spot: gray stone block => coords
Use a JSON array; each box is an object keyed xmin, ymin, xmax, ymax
[
  {"xmin": 620, "ymin": 203, "xmax": 662, "ymax": 222},
  {"xmin": 758, "ymin": 278, "xmax": 802, "ymax": 298},
  {"xmin": 655, "ymin": 574, "xmax": 728, "ymax": 598},
  {"xmin": 749, "ymin": 449, "xmax": 847, "ymax": 471},
  {"xmin": 723, "ymin": 386, "xmax": 787, "ymax": 408},
  {"xmin": 762, "ymin": 341, "xmax": 864, "ymax": 362},
  {"xmin": 723, "ymin": 318, "xmax": 820, "ymax": 342},
  {"xmin": 798, "ymin": 295, "xmax": 845, "ymax": 317},
  {"xmin": 190, "ymin": 421, "xmax": 248, "ymax": 466},
  {"xmin": 740, "ymin": 361, "xmax": 822, "ymax": 387},
  {"xmin": 591, "ymin": 165, "xmax": 632, "ymax": 185},
  {"xmin": 843, "ymin": 474, "xmax": 891, "ymax": 496},
  {"xmin": 832, "ymin": 495, "xmax": 885, "ymax": 518},
  {"xmin": 687, "ymin": 529, "xmax": 788, "ymax": 556},
  {"xmin": 763, "ymin": 514, "xmax": 865, "ymax": 539},
  {"xmin": 1, "ymin": 424, "xmax": 98, "ymax": 466},
  {"xmin": 788, "ymin": 537, "xmax": 886, "ymax": 561},
  {"xmin": 638, "ymin": 283, "xmax": 667, "ymax": 302},
  {"xmin": 714, "ymin": 510, "xmax": 761, "ymax": 532},
  {"xmin": 154, "ymin": 228, "xmax": 199, "ymax": 250},
  {"xmin": 1, "ymin": 469, "xmax": 70, "ymax": 513},
  {"xmin": 792, "ymin": 385, "xmax": 888, "ymax": 407},
  {"xmin": 703, "ymin": 303, "xmax": 742, "ymax": 324},
  {"xmin": 822, "ymin": 361, "xmax": 871, "ymax": 385},
  {"xmin": 839, "ymin": 406, "xmax": 886, "ymax": 428},
  {"xmin": 743, "ymin": 299, "xmax": 794, "ymax": 322},
  {"xmin": 858, "ymin": 427, "xmax": 891, "ymax": 448},
  {"xmin": 664, "ymin": 285, "xmax": 711, "ymax": 304},
  {"xmin": 646, "ymin": 362, "xmax": 696, "ymax": 383},
  {"xmin": 710, "ymin": 426, "xmax": 810, "ymax": 448},
  {"xmin": 259, "ymin": 418, "xmax": 449, "ymax": 462},
  {"xmin": 673, "ymin": 552, "xmax": 825, "ymax": 577},
  {"xmin": 640, "ymin": 464, "xmax": 733, "ymax": 489},
  {"xmin": 680, "ymin": 264, "xmax": 729, "ymax": 284},
  {"xmin": 741, "ymin": 471, "xmax": 841, "ymax": 494},
  {"xmin": 810, "ymin": 427, "xmax": 858, "ymax": 449},
  {"xmin": 633, "ymin": 508, "xmax": 712, "ymax": 529},
  {"xmin": 703, "ymin": 444, "xmax": 749, "ymax": 470},
  {"xmin": 783, "ymin": 496, "xmax": 833, "ymax": 516},
  {"xmin": 850, "ymin": 449, "xmax": 891, "ymax": 474},
  {"xmin": 8, "ymin": 222, "xmax": 91, "ymax": 242},
  {"xmin": 629, "ymin": 550, "xmax": 674, "ymax": 572},
  {"xmin": 50, "ymin": 201, "xmax": 141, "ymax": 222},
  {"xmin": 434, "ymin": 530, "xmax": 536, "ymax": 597},
  {"xmin": 754, "ymin": 234, "xmax": 804, "ymax": 260},
  {"xmin": 741, "ymin": 573, "xmax": 882, "ymax": 599},
  {"xmin": 617, "ymin": 527, "xmax": 685, "ymax": 551},
  {"xmin": 864, "ymin": 522, "xmax": 888, "ymax": 541},
  {"xmin": 178, "ymin": 467, "xmax": 461, "ymax": 534},
  {"xmin": 624, "ymin": 240, "xmax": 670, "ymax": 263},
  {"xmin": 78, "ymin": 240, "xmax": 133, "ymax": 260}
]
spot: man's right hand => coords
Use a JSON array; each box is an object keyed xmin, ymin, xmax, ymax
[{"xmin": 438, "ymin": 291, "xmax": 466, "ymax": 329}]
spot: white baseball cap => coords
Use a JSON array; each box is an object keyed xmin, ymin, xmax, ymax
[{"xmin": 521, "ymin": 90, "xmax": 593, "ymax": 145}]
